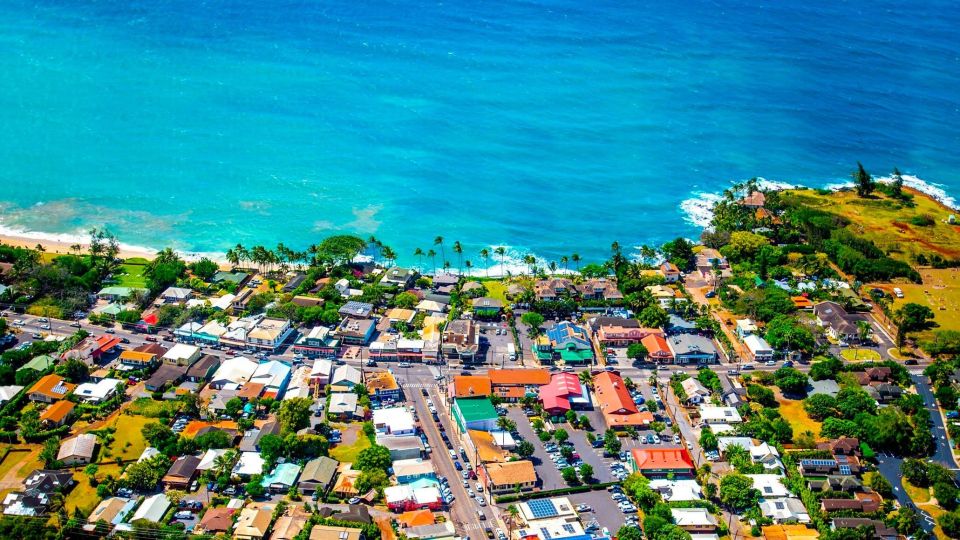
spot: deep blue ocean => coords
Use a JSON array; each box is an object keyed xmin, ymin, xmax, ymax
[{"xmin": 0, "ymin": 0, "xmax": 958, "ymax": 270}]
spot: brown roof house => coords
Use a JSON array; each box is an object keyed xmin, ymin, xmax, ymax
[
  {"xmin": 162, "ymin": 455, "xmax": 201, "ymax": 489},
  {"xmin": 28, "ymin": 374, "xmax": 75, "ymax": 404},
  {"xmin": 57, "ymin": 434, "xmax": 97, "ymax": 465},
  {"xmin": 195, "ymin": 506, "xmax": 234, "ymax": 535}
]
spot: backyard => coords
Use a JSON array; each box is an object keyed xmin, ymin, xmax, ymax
[
  {"xmin": 113, "ymin": 260, "xmax": 149, "ymax": 288},
  {"xmin": 328, "ymin": 425, "xmax": 370, "ymax": 463},
  {"xmin": 94, "ymin": 414, "xmax": 153, "ymax": 462},
  {"xmin": 64, "ymin": 463, "xmax": 124, "ymax": 515},
  {"xmin": 775, "ymin": 390, "xmax": 821, "ymax": 439}
]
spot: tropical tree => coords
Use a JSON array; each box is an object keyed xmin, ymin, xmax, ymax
[
  {"xmin": 427, "ymin": 249, "xmax": 437, "ymax": 273},
  {"xmin": 571, "ymin": 253, "xmax": 581, "ymax": 272},
  {"xmin": 434, "ymin": 236, "xmax": 445, "ymax": 267},
  {"xmin": 480, "ymin": 248, "xmax": 490, "ymax": 277},
  {"xmin": 453, "ymin": 241, "xmax": 463, "ymax": 275},
  {"xmin": 414, "ymin": 248, "xmax": 424, "ymax": 272},
  {"xmin": 854, "ymin": 161, "xmax": 875, "ymax": 197},
  {"xmin": 523, "ymin": 254, "xmax": 536, "ymax": 275},
  {"xmin": 495, "ymin": 246, "xmax": 507, "ymax": 276},
  {"xmin": 465, "ymin": 260, "xmax": 473, "ymax": 276},
  {"xmin": 560, "ymin": 255, "xmax": 569, "ymax": 273},
  {"xmin": 225, "ymin": 248, "xmax": 239, "ymax": 268},
  {"xmin": 578, "ymin": 370, "xmax": 593, "ymax": 387}
]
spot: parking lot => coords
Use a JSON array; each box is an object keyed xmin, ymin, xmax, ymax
[
  {"xmin": 477, "ymin": 321, "xmax": 520, "ymax": 366},
  {"xmin": 564, "ymin": 487, "xmax": 638, "ymax": 535}
]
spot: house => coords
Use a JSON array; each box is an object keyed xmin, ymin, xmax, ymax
[
  {"xmin": 366, "ymin": 371, "xmax": 401, "ymax": 402},
  {"xmin": 186, "ymin": 354, "xmax": 221, "ymax": 383},
  {"xmin": 736, "ymin": 319, "xmax": 759, "ymax": 338},
  {"xmin": 641, "ymin": 333, "xmax": 674, "ymax": 364},
  {"xmin": 578, "ymin": 278, "xmax": 624, "ymax": 301},
  {"xmin": 373, "ymin": 407, "xmax": 416, "ymax": 436},
  {"xmin": 471, "ymin": 297, "xmax": 503, "ymax": 318},
  {"xmin": 232, "ymin": 452, "xmax": 266, "ymax": 478},
  {"xmin": 763, "ymin": 525, "xmax": 819, "ymax": 540},
  {"xmin": 248, "ymin": 318, "xmax": 295, "ymax": 351},
  {"xmin": 162, "ymin": 343, "xmax": 201, "ymax": 366},
  {"xmin": 282, "ymin": 272, "xmax": 307, "ymax": 293},
  {"xmin": 231, "ymin": 289, "xmax": 255, "ymax": 312},
  {"xmin": 667, "ymin": 334, "xmax": 718, "ymax": 364},
  {"xmin": 817, "ymin": 437, "xmax": 861, "ymax": 456},
  {"xmin": 208, "ymin": 356, "xmax": 258, "ymax": 390},
  {"xmin": 830, "ymin": 519, "xmax": 898, "ymax": 540},
  {"xmin": 292, "ymin": 295, "xmax": 325, "ymax": 308},
  {"xmin": 381, "ymin": 267, "xmax": 417, "ymax": 288},
  {"xmin": 309, "ymin": 359, "xmax": 334, "ymax": 393},
  {"xmin": 855, "ymin": 367, "xmax": 892, "ymax": 385},
  {"xmin": 87, "ymin": 496, "xmax": 133, "ymax": 526},
  {"xmin": 196, "ymin": 507, "xmax": 234, "ymax": 535},
  {"xmin": 57, "ymin": 434, "xmax": 97, "ymax": 465},
  {"xmin": 249, "ymin": 360, "xmax": 292, "ymax": 399},
  {"xmin": 261, "ymin": 462, "xmax": 302, "ymax": 493},
  {"xmin": 539, "ymin": 372, "xmax": 591, "ymax": 416},
  {"xmin": 648, "ymin": 479, "xmax": 702, "ymax": 502},
  {"xmin": 740, "ymin": 191, "xmax": 767, "ymax": 209},
  {"xmin": 18, "ymin": 355, "xmax": 55, "ymax": 373},
  {"xmin": 385, "ymin": 308, "xmax": 417, "ymax": 325},
  {"xmin": 299, "ymin": 456, "xmax": 339, "ymax": 496},
  {"xmin": 162, "ymin": 455, "xmax": 200, "ymax": 489},
  {"xmin": 482, "ymin": 459, "xmax": 537, "ymax": 494},
  {"xmin": 317, "ymin": 504, "xmax": 372, "ymax": 525},
  {"xmin": 234, "ymin": 506, "xmax": 273, "ymax": 540},
  {"xmin": 870, "ymin": 383, "xmax": 903, "ymax": 405},
  {"xmin": 309, "ymin": 524, "xmax": 365, "ymax": 540},
  {"xmin": 660, "ymin": 262, "xmax": 681, "ymax": 283},
  {"xmin": 273, "ymin": 513, "xmax": 310, "ymax": 540},
  {"xmin": 330, "ymin": 365, "xmax": 362, "ymax": 391},
  {"xmin": 453, "ymin": 398, "xmax": 498, "ymax": 433},
  {"xmin": 534, "ymin": 278, "xmax": 574, "ymax": 300},
  {"xmin": 393, "ymin": 459, "xmax": 437, "ymax": 484},
  {"xmin": 748, "ymin": 474, "xmax": 791, "ymax": 498},
  {"xmin": 211, "ymin": 270, "xmax": 250, "ymax": 287},
  {"xmin": 648, "ymin": 285, "xmax": 684, "ymax": 310},
  {"xmin": 671, "ymin": 508, "xmax": 717, "ymax": 533},
  {"xmin": 397, "ymin": 509, "xmax": 436, "ymax": 529},
  {"xmin": 813, "ymin": 301, "xmax": 862, "ymax": 342},
  {"xmin": 488, "ymin": 368, "xmax": 550, "ymax": 402},
  {"xmin": 534, "ymin": 322, "xmax": 593, "ymax": 365},
  {"xmin": 379, "ymin": 435, "xmax": 425, "ymax": 461},
  {"xmin": 699, "ymin": 405, "xmax": 743, "ymax": 425},
  {"xmin": 239, "ymin": 420, "xmax": 281, "ymax": 453},
  {"xmin": 130, "ymin": 493, "xmax": 170, "ymax": 523},
  {"xmin": 629, "ymin": 448, "xmax": 695, "ymax": 478},
  {"xmin": 384, "ymin": 485, "xmax": 443, "ymax": 512},
  {"xmin": 590, "ymin": 317, "xmax": 663, "ymax": 348},
  {"xmin": 27, "ymin": 374, "xmax": 74, "ymax": 403},
  {"xmin": 744, "ymin": 334, "xmax": 774, "ymax": 362},
  {"xmin": 294, "ymin": 326, "xmax": 340, "ymax": 358},
  {"xmin": 792, "ymin": 296, "xmax": 814, "ymax": 310},
  {"xmin": 594, "ymin": 371, "xmax": 653, "ymax": 429},
  {"xmin": 452, "ymin": 375, "xmax": 492, "ymax": 399},
  {"xmin": 118, "ymin": 349, "xmax": 159, "ymax": 369},
  {"xmin": 798, "ymin": 455, "xmax": 862, "ymax": 477},
  {"xmin": 695, "ymin": 248, "xmax": 729, "ymax": 277},
  {"xmin": 821, "ymin": 495, "xmax": 882, "ymax": 514},
  {"xmin": 328, "ymin": 393, "xmax": 363, "ymax": 421},
  {"xmin": 681, "ymin": 378, "xmax": 711, "ymax": 404},
  {"xmin": 284, "ymin": 365, "xmax": 313, "ymax": 400},
  {"xmin": 719, "ymin": 438, "xmax": 784, "ymax": 471},
  {"xmin": 144, "ymin": 364, "xmax": 187, "ymax": 392},
  {"xmin": 159, "ymin": 286, "xmax": 193, "ymax": 304},
  {"xmin": 1, "ymin": 469, "xmax": 75, "ymax": 516},
  {"xmin": 808, "ymin": 475, "xmax": 863, "ymax": 493},
  {"xmin": 97, "ymin": 286, "xmax": 147, "ymax": 302},
  {"xmin": 441, "ymin": 319, "xmax": 479, "ymax": 361},
  {"xmin": 335, "ymin": 318, "xmax": 376, "ymax": 345},
  {"xmin": 39, "ymin": 400, "xmax": 75, "ymax": 427},
  {"xmin": 339, "ymin": 301, "xmax": 374, "ymax": 319}
]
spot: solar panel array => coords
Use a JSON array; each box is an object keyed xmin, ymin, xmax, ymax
[
  {"xmin": 839, "ymin": 465, "xmax": 851, "ymax": 475},
  {"xmin": 800, "ymin": 459, "xmax": 837, "ymax": 467},
  {"xmin": 563, "ymin": 525, "xmax": 576, "ymax": 534},
  {"xmin": 528, "ymin": 499, "xmax": 559, "ymax": 519}
]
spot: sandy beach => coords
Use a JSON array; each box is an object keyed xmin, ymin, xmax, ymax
[{"xmin": 0, "ymin": 231, "xmax": 229, "ymax": 267}]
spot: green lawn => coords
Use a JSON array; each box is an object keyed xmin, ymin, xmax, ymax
[
  {"xmin": 480, "ymin": 280, "xmax": 509, "ymax": 303},
  {"xmin": 0, "ymin": 448, "xmax": 32, "ymax": 479},
  {"xmin": 65, "ymin": 464, "xmax": 123, "ymax": 515},
  {"xmin": 113, "ymin": 262, "xmax": 148, "ymax": 288},
  {"xmin": 329, "ymin": 432, "xmax": 371, "ymax": 463},
  {"xmin": 126, "ymin": 398, "xmax": 183, "ymax": 418},
  {"xmin": 98, "ymin": 415, "xmax": 152, "ymax": 462},
  {"xmin": 839, "ymin": 349, "xmax": 882, "ymax": 362}
]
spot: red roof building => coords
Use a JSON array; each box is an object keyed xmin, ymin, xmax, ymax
[
  {"xmin": 539, "ymin": 373, "xmax": 584, "ymax": 416},
  {"xmin": 641, "ymin": 334, "xmax": 674, "ymax": 363},
  {"xmin": 93, "ymin": 335, "xmax": 122, "ymax": 357},
  {"xmin": 630, "ymin": 448, "xmax": 695, "ymax": 478},
  {"xmin": 594, "ymin": 371, "xmax": 653, "ymax": 429}
]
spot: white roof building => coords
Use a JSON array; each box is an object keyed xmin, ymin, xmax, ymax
[
  {"xmin": 209, "ymin": 357, "xmax": 258, "ymax": 390},
  {"xmin": 130, "ymin": 493, "xmax": 170, "ymax": 523},
  {"xmin": 671, "ymin": 508, "xmax": 717, "ymax": 528},
  {"xmin": 197, "ymin": 448, "xmax": 229, "ymax": 471},
  {"xmin": 309, "ymin": 359, "xmax": 333, "ymax": 380},
  {"xmin": 699, "ymin": 405, "xmax": 742, "ymax": 424},
  {"xmin": 284, "ymin": 365, "xmax": 313, "ymax": 400},
  {"xmin": 759, "ymin": 497, "xmax": 810, "ymax": 524},
  {"xmin": 74, "ymin": 378, "xmax": 122, "ymax": 403},
  {"xmin": 384, "ymin": 485, "xmax": 441, "ymax": 506},
  {"xmin": 249, "ymin": 360, "xmax": 291, "ymax": 394},
  {"xmin": 0, "ymin": 385, "xmax": 24, "ymax": 404},
  {"xmin": 736, "ymin": 319, "xmax": 758, "ymax": 336},
  {"xmin": 744, "ymin": 334, "xmax": 774, "ymax": 358},
  {"xmin": 649, "ymin": 479, "xmax": 703, "ymax": 502},
  {"xmin": 232, "ymin": 452, "xmax": 265, "ymax": 476},
  {"xmin": 373, "ymin": 407, "xmax": 416, "ymax": 435},
  {"xmin": 330, "ymin": 365, "xmax": 361, "ymax": 388},
  {"xmin": 746, "ymin": 474, "xmax": 791, "ymax": 498},
  {"xmin": 197, "ymin": 320, "xmax": 228, "ymax": 339},
  {"xmin": 491, "ymin": 431, "xmax": 516, "ymax": 449},
  {"xmin": 161, "ymin": 287, "xmax": 193, "ymax": 302},
  {"xmin": 162, "ymin": 343, "xmax": 201, "ymax": 365},
  {"xmin": 137, "ymin": 447, "xmax": 162, "ymax": 463},
  {"xmin": 210, "ymin": 293, "xmax": 236, "ymax": 311},
  {"xmin": 329, "ymin": 393, "xmax": 360, "ymax": 416}
]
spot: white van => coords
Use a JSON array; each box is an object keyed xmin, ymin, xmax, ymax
[{"xmin": 893, "ymin": 287, "xmax": 904, "ymax": 298}]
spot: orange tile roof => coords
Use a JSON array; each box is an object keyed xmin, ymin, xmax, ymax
[
  {"xmin": 593, "ymin": 372, "xmax": 637, "ymax": 414},
  {"xmin": 397, "ymin": 510, "xmax": 435, "ymax": 528},
  {"xmin": 468, "ymin": 430, "xmax": 509, "ymax": 463},
  {"xmin": 485, "ymin": 461, "xmax": 537, "ymax": 486},
  {"xmin": 39, "ymin": 400, "xmax": 75, "ymax": 423},
  {"xmin": 763, "ymin": 525, "xmax": 820, "ymax": 540},
  {"xmin": 453, "ymin": 376, "xmax": 492, "ymax": 398},
  {"xmin": 493, "ymin": 387, "xmax": 526, "ymax": 399},
  {"xmin": 488, "ymin": 369, "xmax": 550, "ymax": 386},
  {"xmin": 236, "ymin": 383, "xmax": 265, "ymax": 400},
  {"xmin": 641, "ymin": 334, "xmax": 673, "ymax": 358},
  {"xmin": 366, "ymin": 371, "xmax": 399, "ymax": 393},
  {"xmin": 792, "ymin": 296, "xmax": 814, "ymax": 308},
  {"xmin": 94, "ymin": 334, "xmax": 122, "ymax": 353},
  {"xmin": 631, "ymin": 448, "xmax": 695, "ymax": 472},
  {"xmin": 119, "ymin": 350, "xmax": 156, "ymax": 363},
  {"xmin": 28, "ymin": 374, "xmax": 75, "ymax": 401}
]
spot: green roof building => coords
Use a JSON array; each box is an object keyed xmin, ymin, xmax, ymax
[
  {"xmin": 452, "ymin": 398, "xmax": 498, "ymax": 433},
  {"xmin": 18, "ymin": 355, "xmax": 56, "ymax": 373}
]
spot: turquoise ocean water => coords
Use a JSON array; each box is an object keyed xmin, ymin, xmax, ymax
[{"xmin": 0, "ymin": 0, "xmax": 958, "ymax": 269}]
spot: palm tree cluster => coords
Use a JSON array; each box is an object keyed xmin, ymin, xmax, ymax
[{"xmin": 224, "ymin": 243, "xmax": 309, "ymax": 274}]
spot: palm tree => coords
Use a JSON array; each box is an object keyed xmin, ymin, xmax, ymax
[
  {"xmin": 523, "ymin": 254, "xmax": 536, "ymax": 275},
  {"xmin": 480, "ymin": 248, "xmax": 490, "ymax": 277},
  {"xmin": 434, "ymin": 236, "xmax": 445, "ymax": 267},
  {"xmin": 578, "ymin": 370, "xmax": 593, "ymax": 387},
  {"xmin": 427, "ymin": 249, "xmax": 437, "ymax": 273},
  {"xmin": 494, "ymin": 247, "xmax": 506, "ymax": 277},
  {"xmin": 549, "ymin": 261, "xmax": 557, "ymax": 274},
  {"xmin": 414, "ymin": 248, "xmax": 425, "ymax": 272},
  {"xmin": 213, "ymin": 449, "xmax": 238, "ymax": 478},
  {"xmin": 571, "ymin": 253, "xmax": 581, "ymax": 272},
  {"xmin": 225, "ymin": 248, "xmax": 239, "ymax": 268},
  {"xmin": 506, "ymin": 504, "xmax": 520, "ymax": 538},
  {"xmin": 453, "ymin": 241, "xmax": 463, "ymax": 276},
  {"xmin": 464, "ymin": 260, "xmax": 473, "ymax": 276},
  {"xmin": 560, "ymin": 256, "xmax": 569, "ymax": 273},
  {"xmin": 234, "ymin": 243, "xmax": 248, "ymax": 268}
]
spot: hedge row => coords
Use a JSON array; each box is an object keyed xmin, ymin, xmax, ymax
[{"xmin": 495, "ymin": 481, "xmax": 618, "ymax": 503}]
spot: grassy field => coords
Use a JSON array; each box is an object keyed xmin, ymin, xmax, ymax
[
  {"xmin": 480, "ymin": 280, "xmax": 509, "ymax": 303},
  {"xmin": 839, "ymin": 348, "xmax": 882, "ymax": 362},
  {"xmin": 0, "ymin": 448, "xmax": 33, "ymax": 479},
  {"xmin": 782, "ymin": 188, "xmax": 960, "ymax": 264},
  {"xmin": 904, "ymin": 480, "xmax": 931, "ymax": 503},
  {"xmin": 113, "ymin": 262, "xmax": 148, "ymax": 288},
  {"xmin": 97, "ymin": 415, "xmax": 153, "ymax": 462},
  {"xmin": 17, "ymin": 450, "xmax": 43, "ymax": 478},
  {"xmin": 875, "ymin": 267, "xmax": 960, "ymax": 340},
  {"xmin": 776, "ymin": 391, "xmax": 822, "ymax": 438},
  {"xmin": 65, "ymin": 463, "xmax": 123, "ymax": 515},
  {"xmin": 126, "ymin": 398, "xmax": 183, "ymax": 418},
  {"xmin": 329, "ymin": 430, "xmax": 371, "ymax": 463}
]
